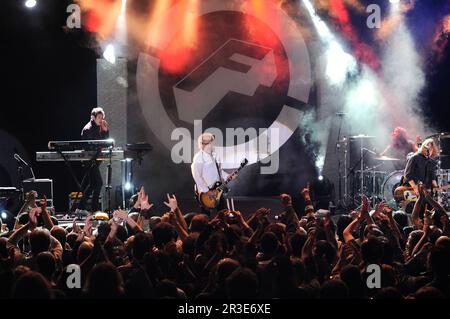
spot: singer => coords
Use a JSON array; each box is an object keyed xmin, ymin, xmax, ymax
[{"xmin": 78, "ymin": 107, "xmax": 109, "ymax": 212}]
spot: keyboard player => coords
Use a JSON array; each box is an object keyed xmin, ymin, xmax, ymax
[{"xmin": 78, "ymin": 107, "xmax": 109, "ymax": 212}]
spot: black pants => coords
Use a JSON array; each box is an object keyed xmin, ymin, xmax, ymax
[{"xmin": 79, "ymin": 163, "xmax": 103, "ymax": 212}]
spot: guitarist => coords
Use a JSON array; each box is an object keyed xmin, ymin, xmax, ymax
[
  {"xmin": 403, "ymin": 138, "xmax": 439, "ymax": 196},
  {"xmin": 191, "ymin": 133, "xmax": 233, "ymax": 215}
]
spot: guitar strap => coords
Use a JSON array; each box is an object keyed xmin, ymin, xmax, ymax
[{"xmin": 212, "ymin": 154, "xmax": 224, "ymax": 183}]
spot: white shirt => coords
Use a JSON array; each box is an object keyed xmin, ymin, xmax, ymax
[{"xmin": 191, "ymin": 150, "xmax": 229, "ymax": 193}]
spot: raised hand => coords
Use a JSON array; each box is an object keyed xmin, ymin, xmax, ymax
[
  {"xmin": 28, "ymin": 207, "xmax": 40, "ymax": 228},
  {"xmin": 255, "ymin": 208, "xmax": 270, "ymax": 219},
  {"xmin": 217, "ymin": 209, "xmax": 228, "ymax": 221},
  {"xmin": 137, "ymin": 215, "xmax": 145, "ymax": 228},
  {"xmin": 163, "ymin": 193, "xmax": 178, "ymax": 212},
  {"xmin": 113, "ymin": 209, "xmax": 129, "ymax": 221},
  {"xmin": 39, "ymin": 196, "xmax": 49, "ymax": 215},
  {"xmin": 233, "ymin": 210, "xmax": 244, "ymax": 223},
  {"xmin": 109, "ymin": 218, "xmax": 118, "ymax": 233},
  {"xmin": 83, "ymin": 215, "xmax": 93, "ymax": 237},
  {"xmin": 300, "ymin": 183, "xmax": 310, "ymax": 197},
  {"xmin": 134, "ymin": 186, "xmax": 144, "ymax": 209},
  {"xmin": 417, "ymin": 182, "xmax": 426, "ymax": 197},
  {"xmin": 382, "ymin": 202, "xmax": 394, "ymax": 218},
  {"xmin": 72, "ymin": 217, "xmax": 82, "ymax": 233},
  {"xmin": 424, "ymin": 206, "xmax": 432, "ymax": 229},
  {"xmin": 141, "ymin": 197, "xmax": 154, "ymax": 211},
  {"xmin": 100, "ymin": 119, "xmax": 108, "ymax": 132},
  {"xmin": 280, "ymin": 193, "xmax": 292, "ymax": 206}
]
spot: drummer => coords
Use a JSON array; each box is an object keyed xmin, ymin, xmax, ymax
[{"xmin": 380, "ymin": 127, "xmax": 420, "ymax": 170}]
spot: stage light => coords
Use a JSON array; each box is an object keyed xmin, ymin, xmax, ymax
[
  {"xmin": 302, "ymin": 1, "xmax": 357, "ymax": 86},
  {"xmin": 310, "ymin": 175, "xmax": 334, "ymax": 210},
  {"xmin": 25, "ymin": 0, "xmax": 36, "ymax": 8},
  {"xmin": 389, "ymin": 0, "xmax": 400, "ymax": 3},
  {"xmin": 103, "ymin": 44, "xmax": 116, "ymax": 64},
  {"xmin": 326, "ymin": 40, "xmax": 357, "ymax": 86},
  {"xmin": 1, "ymin": 211, "xmax": 7, "ymax": 220},
  {"xmin": 124, "ymin": 182, "xmax": 132, "ymax": 191},
  {"xmin": 302, "ymin": 0, "xmax": 333, "ymax": 42}
]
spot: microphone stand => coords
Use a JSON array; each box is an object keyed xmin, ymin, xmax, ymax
[
  {"xmin": 105, "ymin": 147, "xmax": 113, "ymax": 214},
  {"xmin": 335, "ymin": 112, "xmax": 346, "ymax": 209},
  {"xmin": 16, "ymin": 162, "xmax": 24, "ymax": 203},
  {"xmin": 334, "ymin": 112, "xmax": 348, "ymax": 209}
]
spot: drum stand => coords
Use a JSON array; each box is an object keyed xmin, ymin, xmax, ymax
[{"xmin": 346, "ymin": 143, "xmax": 377, "ymax": 207}]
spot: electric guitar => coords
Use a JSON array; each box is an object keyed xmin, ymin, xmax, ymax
[
  {"xmin": 394, "ymin": 184, "xmax": 450, "ymax": 202},
  {"xmin": 195, "ymin": 158, "xmax": 248, "ymax": 209}
]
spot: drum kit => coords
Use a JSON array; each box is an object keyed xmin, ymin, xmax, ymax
[{"xmin": 338, "ymin": 132, "xmax": 450, "ymax": 210}]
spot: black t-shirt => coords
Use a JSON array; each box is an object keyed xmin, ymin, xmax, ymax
[
  {"xmin": 81, "ymin": 120, "xmax": 109, "ymax": 140},
  {"xmin": 404, "ymin": 153, "xmax": 437, "ymax": 188}
]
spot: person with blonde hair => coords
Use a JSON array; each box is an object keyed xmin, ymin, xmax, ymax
[
  {"xmin": 404, "ymin": 138, "xmax": 439, "ymax": 195},
  {"xmin": 191, "ymin": 133, "xmax": 230, "ymax": 215}
]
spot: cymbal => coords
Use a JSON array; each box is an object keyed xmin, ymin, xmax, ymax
[
  {"xmin": 374, "ymin": 156, "xmax": 401, "ymax": 161},
  {"xmin": 427, "ymin": 132, "xmax": 450, "ymax": 139},
  {"xmin": 350, "ymin": 134, "xmax": 376, "ymax": 139}
]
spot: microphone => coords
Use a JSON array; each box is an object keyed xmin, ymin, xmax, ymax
[{"xmin": 14, "ymin": 154, "xmax": 29, "ymax": 167}]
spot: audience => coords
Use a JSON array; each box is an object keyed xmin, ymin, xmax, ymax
[{"xmin": 0, "ymin": 184, "xmax": 449, "ymax": 299}]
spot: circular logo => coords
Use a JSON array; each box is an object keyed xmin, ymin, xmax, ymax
[{"xmin": 137, "ymin": 0, "xmax": 311, "ymax": 169}]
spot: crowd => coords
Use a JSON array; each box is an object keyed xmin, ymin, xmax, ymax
[{"xmin": 0, "ymin": 183, "xmax": 449, "ymax": 299}]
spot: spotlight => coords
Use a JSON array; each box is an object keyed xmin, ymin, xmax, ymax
[
  {"xmin": 389, "ymin": 0, "xmax": 400, "ymax": 11},
  {"xmin": 1, "ymin": 211, "xmax": 7, "ymax": 220},
  {"xmin": 310, "ymin": 175, "xmax": 334, "ymax": 210},
  {"xmin": 25, "ymin": 0, "xmax": 37, "ymax": 8},
  {"xmin": 326, "ymin": 41, "xmax": 357, "ymax": 86},
  {"xmin": 103, "ymin": 44, "xmax": 116, "ymax": 64},
  {"xmin": 124, "ymin": 182, "xmax": 132, "ymax": 191}
]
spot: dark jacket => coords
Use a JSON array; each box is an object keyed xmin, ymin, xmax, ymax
[
  {"xmin": 81, "ymin": 120, "xmax": 109, "ymax": 140},
  {"xmin": 403, "ymin": 153, "xmax": 437, "ymax": 188}
]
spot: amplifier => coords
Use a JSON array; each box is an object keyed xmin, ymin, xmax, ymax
[{"xmin": 23, "ymin": 179, "xmax": 54, "ymax": 207}]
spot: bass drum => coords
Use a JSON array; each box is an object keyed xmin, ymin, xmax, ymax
[{"xmin": 381, "ymin": 170, "xmax": 404, "ymax": 209}]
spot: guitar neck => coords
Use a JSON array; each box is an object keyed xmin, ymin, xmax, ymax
[
  {"xmin": 220, "ymin": 166, "xmax": 245, "ymax": 188},
  {"xmin": 435, "ymin": 185, "xmax": 450, "ymax": 192},
  {"xmin": 224, "ymin": 169, "xmax": 240, "ymax": 184}
]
